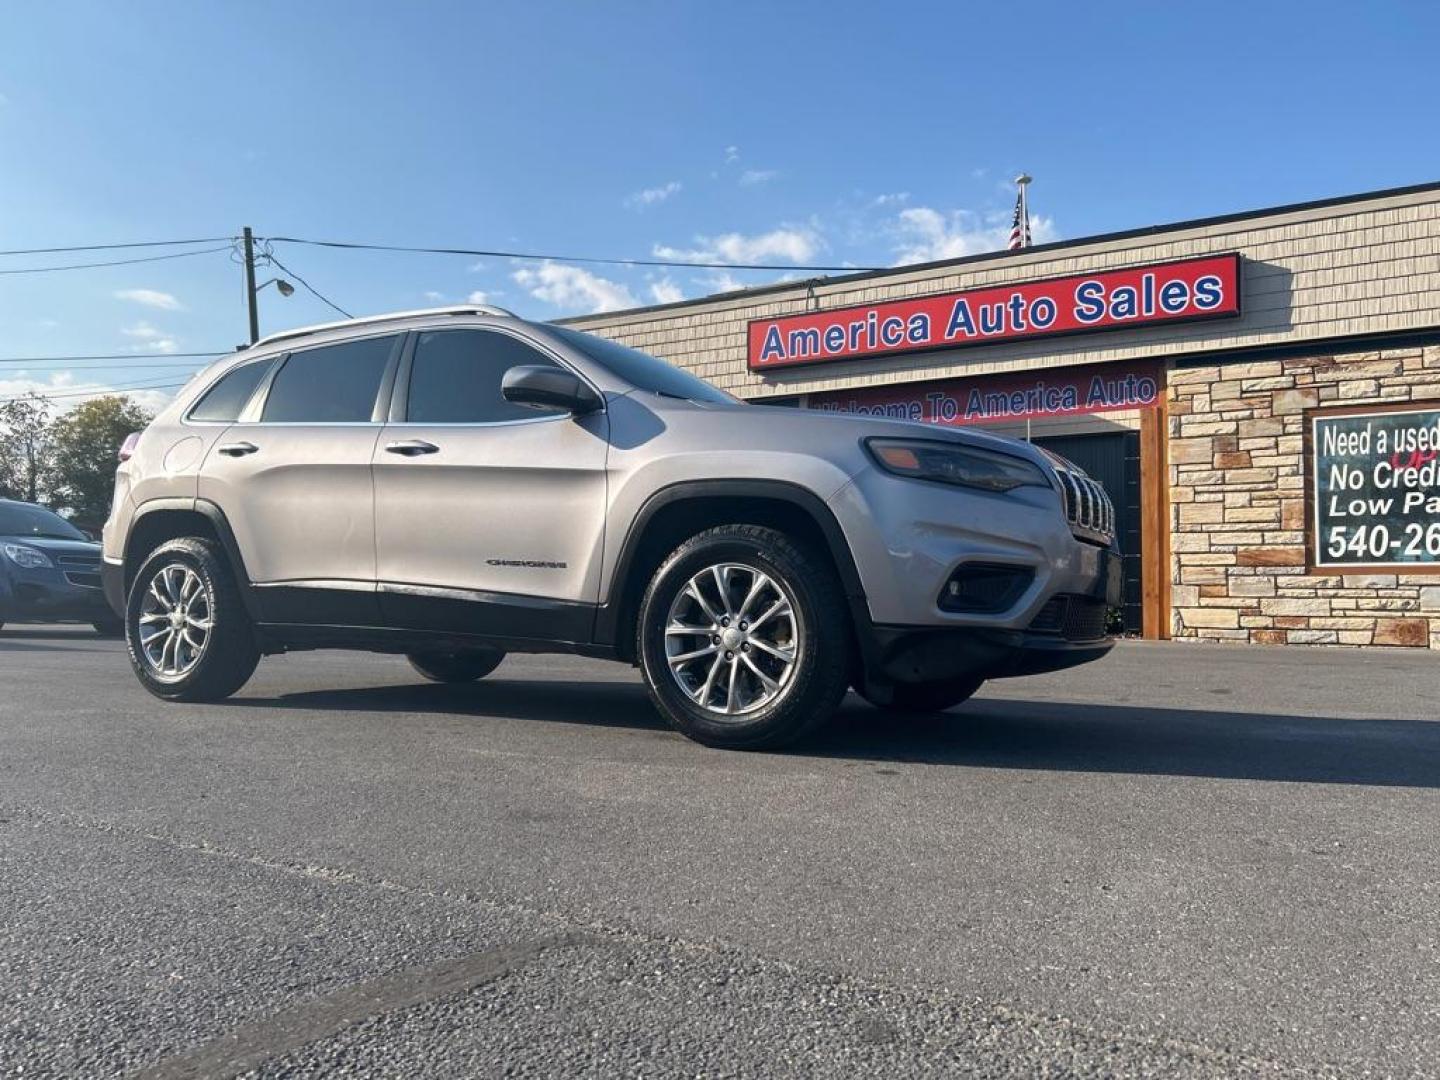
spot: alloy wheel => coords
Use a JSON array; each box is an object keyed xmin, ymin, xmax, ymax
[
  {"xmin": 663, "ymin": 561, "xmax": 802, "ymax": 718},
  {"xmin": 136, "ymin": 563, "xmax": 213, "ymax": 682}
]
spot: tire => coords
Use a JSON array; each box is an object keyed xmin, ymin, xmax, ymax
[
  {"xmin": 636, "ymin": 524, "xmax": 851, "ymax": 750},
  {"xmin": 407, "ymin": 647, "xmax": 505, "ymax": 683},
  {"xmin": 125, "ymin": 537, "xmax": 260, "ymax": 702},
  {"xmin": 93, "ymin": 618, "xmax": 125, "ymax": 637},
  {"xmin": 859, "ymin": 676, "xmax": 984, "ymax": 714}
]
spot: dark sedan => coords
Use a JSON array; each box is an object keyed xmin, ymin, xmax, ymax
[{"xmin": 0, "ymin": 498, "xmax": 121, "ymax": 635}]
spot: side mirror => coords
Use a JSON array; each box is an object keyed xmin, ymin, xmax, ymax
[{"xmin": 501, "ymin": 364, "xmax": 602, "ymax": 415}]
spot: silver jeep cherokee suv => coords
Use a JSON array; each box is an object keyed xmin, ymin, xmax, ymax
[{"xmin": 103, "ymin": 305, "xmax": 1118, "ymax": 749}]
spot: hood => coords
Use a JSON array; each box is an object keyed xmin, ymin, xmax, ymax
[{"xmin": 673, "ymin": 393, "xmax": 1056, "ymax": 470}]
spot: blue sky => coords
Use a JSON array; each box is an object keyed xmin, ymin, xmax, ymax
[{"xmin": 1, "ymin": 1, "xmax": 1437, "ymax": 409}]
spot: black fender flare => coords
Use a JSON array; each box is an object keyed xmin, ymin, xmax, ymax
[
  {"xmin": 123, "ymin": 498, "xmax": 259, "ymax": 620},
  {"xmin": 592, "ymin": 478, "xmax": 873, "ymax": 656}
]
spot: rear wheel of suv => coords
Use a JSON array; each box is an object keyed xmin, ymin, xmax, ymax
[
  {"xmin": 125, "ymin": 538, "xmax": 260, "ymax": 702},
  {"xmin": 407, "ymin": 647, "xmax": 505, "ymax": 683},
  {"xmin": 637, "ymin": 525, "xmax": 850, "ymax": 750},
  {"xmin": 858, "ymin": 676, "xmax": 984, "ymax": 714}
]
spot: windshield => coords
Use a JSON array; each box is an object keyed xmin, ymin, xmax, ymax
[
  {"xmin": 0, "ymin": 502, "xmax": 89, "ymax": 541},
  {"xmin": 549, "ymin": 326, "xmax": 739, "ymax": 405}
]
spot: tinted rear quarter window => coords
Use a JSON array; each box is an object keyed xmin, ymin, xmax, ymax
[
  {"xmin": 407, "ymin": 329, "xmax": 563, "ymax": 423},
  {"xmin": 262, "ymin": 335, "xmax": 397, "ymax": 423},
  {"xmin": 189, "ymin": 359, "xmax": 273, "ymax": 422}
]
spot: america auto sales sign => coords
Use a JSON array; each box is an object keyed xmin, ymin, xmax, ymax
[{"xmin": 747, "ymin": 253, "xmax": 1241, "ymax": 371}]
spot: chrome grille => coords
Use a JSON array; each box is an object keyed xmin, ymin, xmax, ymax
[{"xmin": 1054, "ymin": 469, "xmax": 1114, "ymax": 542}]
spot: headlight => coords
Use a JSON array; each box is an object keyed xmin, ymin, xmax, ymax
[
  {"xmin": 865, "ymin": 437, "xmax": 1050, "ymax": 493},
  {"xmin": 2, "ymin": 543, "xmax": 54, "ymax": 569}
]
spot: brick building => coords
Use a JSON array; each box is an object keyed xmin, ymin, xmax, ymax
[{"xmin": 567, "ymin": 182, "xmax": 1440, "ymax": 648}]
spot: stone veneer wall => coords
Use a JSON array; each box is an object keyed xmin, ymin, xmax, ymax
[{"xmin": 1168, "ymin": 346, "xmax": 1440, "ymax": 648}]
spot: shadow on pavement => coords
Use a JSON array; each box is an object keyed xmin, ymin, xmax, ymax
[{"xmin": 250, "ymin": 677, "xmax": 1440, "ymax": 788}]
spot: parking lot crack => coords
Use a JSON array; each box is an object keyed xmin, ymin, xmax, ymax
[{"xmin": 125, "ymin": 932, "xmax": 589, "ymax": 1080}]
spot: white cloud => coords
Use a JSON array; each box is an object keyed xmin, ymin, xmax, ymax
[
  {"xmin": 114, "ymin": 288, "xmax": 184, "ymax": 311},
  {"xmin": 624, "ymin": 180, "xmax": 682, "ymax": 209},
  {"xmin": 724, "ymin": 145, "xmax": 740, "ymax": 164},
  {"xmin": 871, "ymin": 192, "xmax": 910, "ymax": 207},
  {"xmin": 653, "ymin": 224, "xmax": 822, "ymax": 266},
  {"xmin": 739, "ymin": 169, "xmax": 777, "ymax": 187},
  {"xmin": 466, "ymin": 261, "xmax": 486, "ymax": 272},
  {"xmin": 696, "ymin": 271, "xmax": 747, "ymax": 294},
  {"xmin": 0, "ymin": 371, "xmax": 176, "ymax": 413},
  {"xmin": 423, "ymin": 290, "xmax": 446, "ymax": 302},
  {"xmin": 512, "ymin": 262, "xmax": 637, "ymax": 314},
  {"xmin": 466, "ymin": 290, "xmax": 491, "ymax": 305},
  {"xmin": 649, "ymin": 279, "xmax": 683, "ymax": 305},
  {"xmin": 121, "ymin": 321, "xmax": 179, "ymax": 354},
  {"xmin": 890, "ymin": 205, "xmax": 1058, "ymax": 265}
]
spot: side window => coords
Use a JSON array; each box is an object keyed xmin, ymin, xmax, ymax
[
  {"xmin": 261, "ymin": 335, "xmax": 397, "ymax": 423},
  {"xmin": 406, "ymin": 330, "xmax": 564, "ymax": 424},
  {"xmin": 188, "ymin": 359, "xmax": 272, "ymax": 422}
]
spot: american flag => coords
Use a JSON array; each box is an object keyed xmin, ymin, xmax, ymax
[{"xmin": 1007, "ymin": 185, "xmax": 1030, "ymax": 250}]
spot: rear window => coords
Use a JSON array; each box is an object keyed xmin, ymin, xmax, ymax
[
  {"xmin": 189, "ymin": 359, "xmax": 272, "ymax": 422},
  {"xmin": 261, "ymin": 335, "xmax": 397, "ymax": 423}
]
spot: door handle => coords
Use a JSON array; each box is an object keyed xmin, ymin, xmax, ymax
[
  {"xmin": 385, "ymin": 439, "xmax": 440, "ymax": 457},
  {"xmin": 217, "ymin": 441, "xmax": 259, "ymax": 457}
]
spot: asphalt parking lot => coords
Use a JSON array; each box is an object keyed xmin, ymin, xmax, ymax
[{"xmin": 1, "ymin": 628, "xmax": 1437, "ymax": 1078}]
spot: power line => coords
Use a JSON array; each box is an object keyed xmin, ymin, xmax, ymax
[
  {"xmin": 0, "ymin": 376, "xmax": 193, "ymax": 405},
  {"xmin": 0, "ymin": 236, "xmax": 233, "ymax": 257},
  {"xmin": 263, "ymin": 251, "xmax": 352, "ymax": 318},
  {"xmin": 0, "ymin": 245, "xmax": 234, "ymax": 276},
  {"xmin": 261, "ymin": 234, "xmax": 880, "ymax": 273},
  {"xmin": 0, "ymin": 359, "xmax": 210, "ymax": 371},
  {"xmin": 0, "ymin": 352, "xmax": 224, "ymax": 364}
]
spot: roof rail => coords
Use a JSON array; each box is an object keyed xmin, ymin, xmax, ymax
[{"xmin": 250, "ymin": 304, "xmax": 518, "ymax": 349}]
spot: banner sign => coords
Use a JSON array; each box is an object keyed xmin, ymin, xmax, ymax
[
  {"xmin": 1311, "ymin": 406, "xmax": 1440, "ymax": 570},
  {"xmin": 748, "ymin": 254, "xmax": 1241, "ymax": 371},
  {"xmin": 808, "ymin": 359, "xmax": 1163, "ymax": 427}
]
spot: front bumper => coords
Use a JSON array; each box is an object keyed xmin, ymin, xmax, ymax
[
  {"xmin": 831, "ymin": 467, "xmax": 1122, "ymax": 688},
  {"xmin": 0, "ymin": 567, "xmax": 113, "ymax": 623},
  {"xmin": 829, "ymin": 466, "xmax": 1119, "ymax": 632},
  {"xmin": 866, "ymin": 624, "xmax": 1114, "ymax": 685}
]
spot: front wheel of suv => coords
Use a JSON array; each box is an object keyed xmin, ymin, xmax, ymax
[
  {"xmin": 125, "ymin": 537, "xmax": 260, "ymax": 702},
  {"xmin": 637, "ymin": 525, "xmax": 851, "ymax": 750}
]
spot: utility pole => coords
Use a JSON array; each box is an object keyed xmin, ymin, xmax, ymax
[{"xmin": 242, "ymin": 226, "xmax": 259, "ymax": 344}]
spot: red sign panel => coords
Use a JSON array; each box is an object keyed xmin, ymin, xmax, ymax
[
  {"xmin": 807, "ymin": 359, "xmax": 1164, "ymax": 428},
  {"xmin": 748, "ymin": 253, "xmax": 1241, "ymax": 371}
]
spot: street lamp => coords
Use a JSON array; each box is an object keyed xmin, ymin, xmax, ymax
[{"xmin": 255, "ymin": 278, "xmax": 295, "ymax": 297}]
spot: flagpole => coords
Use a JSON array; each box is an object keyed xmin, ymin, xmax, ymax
[{"xmin": 1015, "ymin": 173, "xmax": 1032, "ymax": 248}]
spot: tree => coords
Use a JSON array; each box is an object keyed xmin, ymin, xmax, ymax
[
  {"xmin": 0, "ymin": 393, "xmax": 52, "ymax": 504},
  {"xmin": 45, "ymin": 396, "xmax": 153, "ymax": 528}
]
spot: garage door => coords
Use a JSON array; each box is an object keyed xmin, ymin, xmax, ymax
[{"xmin": 1033, "ymin": 431, "xmax": 1142, "ymax": 633}]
